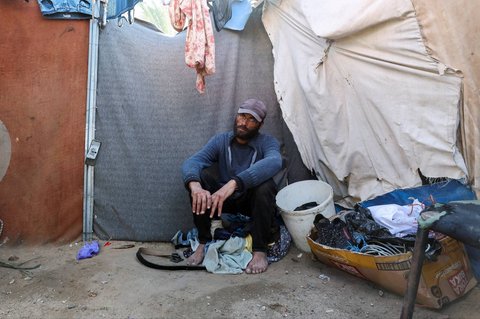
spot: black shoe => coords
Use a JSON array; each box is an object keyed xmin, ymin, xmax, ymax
[
  {"xmin": 314, "ymin": 214, "xmax": 336, "ymax": 247},
  {"xmin": 331, "ymin": 218, "xmax": 353, "ymax": 249}
]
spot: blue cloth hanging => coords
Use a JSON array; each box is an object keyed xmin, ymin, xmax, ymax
[
  {"xmin": 37, "ymin": 0, "xmax": 92, "ymax": 19},
  {"xmin": 107, "ymin": 0, "xmax": 141, "ymax": 19}
]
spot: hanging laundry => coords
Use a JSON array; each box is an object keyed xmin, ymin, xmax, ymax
[
  {"xmin": 36, "ymin": 0, "xmax": 92, "ymax": 19},
  {"xmin": 208, "ymin": 0, "xmax": 234, "ymax": 32},
  {"xmin": 169, "ymin": 0, "xmax": 216, "ymax": 93},
  {"xmin": 107, "ymin": 0, "xmax": 142, "ymax": 20},
  {"xmin": 223, "ymin": 0, "xmax": 252, "ymax": 31}
]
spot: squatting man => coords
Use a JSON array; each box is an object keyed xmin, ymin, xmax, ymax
[{"xmin": 181, "ymin": 99, "xmax": 282, "ymax": 274}]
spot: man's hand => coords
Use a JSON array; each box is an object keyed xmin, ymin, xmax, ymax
[
  {"xmin": 210, "ymin": 179, "xmax": 237, "ymax": 218},
  {"xmin": 188, "ymin": 181, "xmax": 211, "ymax": 215}
]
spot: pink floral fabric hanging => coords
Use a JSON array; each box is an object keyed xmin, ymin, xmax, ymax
[{"xmin": 170, "ymin": 0, "xmax": 216, "ymax": 94}]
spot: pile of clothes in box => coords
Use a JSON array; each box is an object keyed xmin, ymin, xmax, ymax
[{"xmin": 313, "ymin": 199, "xmax": 441, "ymax": 258}]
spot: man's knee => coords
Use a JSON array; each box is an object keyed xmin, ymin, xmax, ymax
[
  {"xmin": 199, "ymin": 166, "xmax": 221, "ymax": 192},
  {"xmin": 254, "ymin": 178, "xmax": 277, "ymax": 198}
]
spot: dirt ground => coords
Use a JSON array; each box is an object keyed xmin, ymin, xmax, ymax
[{"xmin": 1, "ymin": 240, "xmax": 478, "ymax": 319}]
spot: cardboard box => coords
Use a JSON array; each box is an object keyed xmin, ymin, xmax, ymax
[{"xmin": 307, "ymin": 228, "xmax": 477, "ymax": 309}]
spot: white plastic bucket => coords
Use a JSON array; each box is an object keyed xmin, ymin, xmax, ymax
[{"xmin": 276, "ymin": 180, "xmax": 335, "ymax": 252}]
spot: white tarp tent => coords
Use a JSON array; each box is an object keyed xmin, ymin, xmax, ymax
[{"xmin": 262, "ymin": 0, "xmax": 478, "ymax": 201}]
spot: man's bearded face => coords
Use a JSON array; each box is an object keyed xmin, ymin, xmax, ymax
[{"xmin": 234, "ymin": 113, "xmax": 261, "ymax": 140}]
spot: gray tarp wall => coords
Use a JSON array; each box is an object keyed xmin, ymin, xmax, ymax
[{"xmin": 94, "ymin": 8, "xmax": 311, "ymax": 241}]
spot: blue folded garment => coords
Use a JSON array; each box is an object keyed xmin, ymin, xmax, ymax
[{"xmin": 76, "ymin": 240, "xmax": 100, "ymax": 260}]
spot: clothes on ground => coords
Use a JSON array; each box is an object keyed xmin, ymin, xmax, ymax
[
  {"xmin": 203, "ymin": 236, "xmax": 252, "ymax": 274},
  {"xmin": 214, "ymin": 213, "xmax": 252, "ymax": 240},
  {"xmin": 171, "ymin": 228, "xmax": 200, "ymax": 251},
  {"xmin": 172, "ymin": 224, "xmax": 291, "ymax": 274},
  {"xmin": 266, "ymin": 225, "xmax": 292, "ymax": 263},
  {"xmin": 76, "ymin": 240, "xmax": 100, "ymax": 260}
]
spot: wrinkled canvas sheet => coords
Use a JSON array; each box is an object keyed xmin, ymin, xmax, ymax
[
  {"xmin": 94, "ymin": 9, "xmax": 311, "ymax": 241},
  {"xmin": 263, "ymin": 0, "xmax": 470, "ymax": 200},
  {"xmin": 412, "ymin": 0, "xmax": 480, "ymax": 198}
]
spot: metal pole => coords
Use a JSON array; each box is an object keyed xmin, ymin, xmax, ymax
[
  {"xmin": 83, "ymin": 3, "xmax": 100, "ymax": 242},
  {"xmin": 400, "ymin": 227, "xmax": 429, "ymax": 319}
]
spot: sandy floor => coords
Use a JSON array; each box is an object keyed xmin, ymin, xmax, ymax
[{"xmin": 1, "ymin": 240, "xmax": 478, "ymax": 319}]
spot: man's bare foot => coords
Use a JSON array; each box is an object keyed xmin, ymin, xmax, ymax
[
  {"xmin": 245, "ymin": 251, "xmax": 268, "ymax": 274},
  {"xmin": 186, "ymin": 244, "xmax": 205, "ymax": 265}
]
